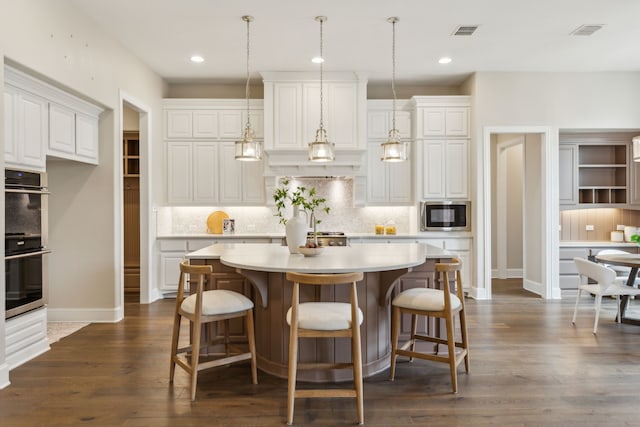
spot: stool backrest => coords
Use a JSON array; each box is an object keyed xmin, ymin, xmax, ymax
[{"xmin": 434, "ymin": 257, "xmax": 463, "ymax": 311}]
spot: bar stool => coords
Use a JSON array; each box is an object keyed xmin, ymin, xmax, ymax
[
  {"xmin": 390, "ymin": 257, "xmax": 470, "ymax": 393},
  {"xmin": 285, "ymin": 271, "xmax": 364, "ymax": 425},
  {"xmin": 169, "ymin": 261, "xmax": 257, "ymax": 400}
]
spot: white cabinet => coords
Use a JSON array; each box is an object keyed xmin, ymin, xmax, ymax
[
  {"xmin": 166, "ymin": 140, "xmax": 264, "ymax": 205},
  {"xmin": 367, "ymin": 110, "xmax": 411, "ymax": 140},
  {"xmin": 4, "ymin": 84, "xmax": 47, "ymax": 171},
  {"xmin": 262, "ymin": 72, "xmax": 367, "ymax": 152},
  {"xmin": 419, "ymin": 107, "xmax": 468, "ymax": 138},
  {"xmin": 366, "ymin": 141, "xmax": 412, "ymax": 205},
  {"xmin": 365, "ymin": 100, "xmax": 413, "ymax": 205},
  {"xmin": 419, "ymin": 139, "xmax": 469, "ymax": 199},
  {"xmin": 219, "ymin": 142, "xmax": 265, "ymax": 205},
  {"xmin": 413, "ymin": 96, "xmax": 470, "ymax": 201},
  {"xmin": 165, "ymin": 106, "xmax": 256, "ymax": 140},
  {"xmin": 167, "ymin": 141, "xmax": 218, "ymax": 204},
  {"xmin": 163, "ymin": 99, "xmax": 265, "ymax": 206},
  {"xmin": 48, "ymin": 102, "xmax": 99, "ymax": 164}
]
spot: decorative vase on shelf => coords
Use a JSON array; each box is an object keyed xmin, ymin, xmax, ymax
[{"xmin": 285, "ymin": 206, "xmax": 308, "ymax": 254}]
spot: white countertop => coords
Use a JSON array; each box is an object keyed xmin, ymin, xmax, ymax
[
  {"xmin": 560, "ymin": 241, "xmax": 639, "ymax": 247},
  {"xmin": 186, "ymin": 242, "xmax": 452, "ymax": 273},
  {"xmin": 157, "ymin": 232, "xmax": 472, "ymax": 239}
]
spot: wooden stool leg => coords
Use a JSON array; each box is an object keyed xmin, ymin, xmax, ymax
[
  {"xmin": 287, "ymin": 285, "xmax": 300, "ymax": 425},
  {"xmin": 390, "ymin": 306, "xmax": 401, "ymax": 381},
  {"xmin": 169, "ymin": 310, "xmax": 181, "ymax": 382},
  {"xmin": 223, "ymin": 319, "xmax": 231, "ymax": 357},
  {"xmin": 246, "ymin": 309, "xmax": 258, "ymax": 384},
  {"xmin": 459, "ymin": 308, "xmax": 470, "ymax": 373},
  {"xmin": 445, "ymin": 312, "xmax": 458, "ymax": 394},
  {"xmin": 409, "ymin": 313, "xmax": 417, "ymax": 362},
  {"xmin": 190, "ymin": 318, "xmax": 202, "ymax": 401}
]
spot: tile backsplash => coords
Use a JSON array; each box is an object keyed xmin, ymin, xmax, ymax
[{"xmin": 156, "ymin": 177, "xmax": 416, "ymax": 235}]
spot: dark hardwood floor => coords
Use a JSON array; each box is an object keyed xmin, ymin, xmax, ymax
[{"xmin": 2, "ymin": 284, "xmax": 640, "ymax": 426}]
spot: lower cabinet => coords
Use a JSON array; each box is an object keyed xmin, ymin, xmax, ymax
[
  {"xmin": 559, "ymin": 245, "xmax": 639, "ymax": 289},
  {"xmin": 157, "ymin": 238, "xmax": 270, "ymax": 294}
]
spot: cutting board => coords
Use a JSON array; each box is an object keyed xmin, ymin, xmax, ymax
[{"xmin": 206, "ymin": 211, "xmax": 229, "ymax": 234}]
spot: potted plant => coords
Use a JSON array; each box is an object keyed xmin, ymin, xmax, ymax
[{"xmin": 273, "ymin": 177, "xmax": 330, "ymax": 253}]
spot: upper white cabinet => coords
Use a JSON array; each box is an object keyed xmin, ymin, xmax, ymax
[
  {"xmin": 419, "ymin": 107, "xmax": 469, "ymax": 138},
  {"xmin": 262, "ymin": 72, "xmax": 367, "ymax": 152},
  {"xmin": 4, "ymin": 66, "xmax": 103, "ymax": 169},
  {"xmin": 413, "ymin": 96, "xmax": 470, "ymax": 200},
  {"xmin": 418, "ymin": 139, "xmax": 469, "ymax": 199},
  {"xmin": 164, "ymin": 99, "xmax": 263, "ymax": 140},
  {"xmin": 366, "ymin": 141, "xmax": 412, "ymax": 204},
  {"xmin": 48, "ymin": 103, "xmax": 100, "ymax": 164},
  {"xmin": 365, "ymin": 100, "xmax": 413, "ymax": 205},
  {"xmin": 163, "ymin": 99, "xmax": 265, "ymax": 205},
  {"xmin": 4, "ymin": 84, "xmax": 47, "ymax": 171}
]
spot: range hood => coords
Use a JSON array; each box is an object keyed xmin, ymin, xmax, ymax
[{"xmin": 261, "ymin": 71, "xmax": 368, "ymax": 177}]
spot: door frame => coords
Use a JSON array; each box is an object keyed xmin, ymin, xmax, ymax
[
  {"xmin": 118, "ymin": 91, "xmax": 154, "ymax": 308},
  {"xmin": 480, "ymin": 126, "xmax": 560, "ymax": 300}
]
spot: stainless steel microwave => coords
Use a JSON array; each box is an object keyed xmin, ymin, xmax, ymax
[{"xmin": 420, "ymin": 201, "xmax": 471, "ymax": 231}]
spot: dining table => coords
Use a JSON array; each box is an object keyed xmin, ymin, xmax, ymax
[{"xmin": 594, "ymin": 252, "xmax": 640, "ymax": 325}]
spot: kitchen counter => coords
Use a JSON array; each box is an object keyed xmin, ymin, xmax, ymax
[
  {"xmin": 560, "ymin": 241, "xmax": 639, "ymax": 247},
  {"xmin": 186, "ymin": 242, "xmax": 453, "ymax": 381},
  {"xmin": 157, "ymin": 231, "xmax": 473, "ymax": 239}
]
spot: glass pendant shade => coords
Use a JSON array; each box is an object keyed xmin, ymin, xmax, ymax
[
  {"xmin": 634, "ymin": 136, "xmax": 640, "ymax": 162},
  {"xmin": 235, "ymin": 127, "xmax": 261, "ymax": 161},
  {"xmin": 381, "ymin": 128, "xmax": 407, "ymax": 162},
  {"xmin": 308, "ymin": 128, "xmax": 335, "ymax": 162}
]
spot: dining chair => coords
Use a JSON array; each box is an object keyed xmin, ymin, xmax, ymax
[
  {"xmin": 572, "ymin": 257, "xmax": 640, "ymax": 334},
  {"xmin": 390, "ymin": 257, "xmax": 470, "ymax": 393},
  {"xmin": 285, "ymin": 271, "xmax": 364, "ymax": 425},
  {"xmin": 169, "ymin": 261, "xmax": 257, "ymax": 400}
]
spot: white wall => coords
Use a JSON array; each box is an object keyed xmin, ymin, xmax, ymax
[
  {"xmin": 472, "ymin": 72, "xmax": 640, "ymax": 297},
  {"xmin": 0, "ymin": 0, "xmax": 166, "ymax": 381}
]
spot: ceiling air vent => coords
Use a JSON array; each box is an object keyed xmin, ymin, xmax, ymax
[
  {"xmin": 452, "ymin": 25, "xmax": 479, "ymax": 36},
  {"xmin": 570, "ymin": 24, "xmax": 604, "ymax": 36}
]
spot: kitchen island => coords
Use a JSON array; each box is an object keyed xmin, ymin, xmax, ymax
[{"xmin": 187, "ymin": 242, "xmax": 452, "ymax": 381}]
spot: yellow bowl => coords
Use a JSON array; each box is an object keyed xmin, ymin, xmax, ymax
[{"xmin": 298, "ymin": 246, "xmax": 325, "ymax": 257}]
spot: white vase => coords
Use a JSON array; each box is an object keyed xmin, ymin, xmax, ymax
[{"xmin": 286, "ymin": 207, "xmax": 308, "ymax": 254}]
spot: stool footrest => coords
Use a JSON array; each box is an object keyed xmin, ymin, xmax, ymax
[{"xmin": 295, "ymin": 389, "xmax": 357, "ymax": 399}]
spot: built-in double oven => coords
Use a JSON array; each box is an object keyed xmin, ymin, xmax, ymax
[{"xmin": 5, "ymin": 169, "xmax": 51, "ymax": 319}]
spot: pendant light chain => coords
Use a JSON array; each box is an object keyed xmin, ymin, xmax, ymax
[
  {"xmin": 319, "ymin": 16, "xmax": 325, "ymax": 132},
  {"xmin": 391, "ymin": 17, "xmax": 397, "ymax": 133},
  {"xmin": 244, "ymin": 15, "xmax": 252, "ymax": 130}
]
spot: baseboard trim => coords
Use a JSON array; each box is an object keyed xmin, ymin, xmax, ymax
[{"xmin": 47, "ymin": 307, "xmax": 121, "ymax": 323}]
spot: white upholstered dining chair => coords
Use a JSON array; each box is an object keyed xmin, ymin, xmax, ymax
[{"xmin": 572, "ymin": 257, "xmax": 640, "ymax": 334}]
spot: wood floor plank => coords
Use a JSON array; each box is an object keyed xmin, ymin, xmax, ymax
[{"xmin": 1, "ymin": 283, "xmax": 640, "ymax": 426}]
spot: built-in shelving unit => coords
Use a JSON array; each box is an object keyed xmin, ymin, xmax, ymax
[
  {"xmin": 578, "ymin": 144, "xmax": 627, "ymax": 205},
  {"xmin": 123, "ymin": 131, "xmax": 140, "ymax": 177}
]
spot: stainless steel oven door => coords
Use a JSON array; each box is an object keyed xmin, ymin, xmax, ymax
[{"xmin": 5, "ymin": 249, "xmax": 51, "ymax": 319}]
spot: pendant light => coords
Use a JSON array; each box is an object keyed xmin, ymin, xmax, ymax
[
  {"xmin": 308, "ymin": 16, "xmax": 335, "ymax": 162},
  {"xmin": 634, "ymin": 136, "xmax": 640, "ymax": 162},
  {"xmin": 381, "ymin": 17, "xmax": 407, "ymax": 162},
  {"xmin": 235, "ymin": 15, "xmax": 262, "ymax": 161}
]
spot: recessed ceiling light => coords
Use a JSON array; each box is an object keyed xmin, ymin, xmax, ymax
[
  {"xmin": 438, "ymin": 57, "xmax": 452, "ymax": 64},
  {"xmin": 190, "ymin": 55, "xmax": 204, "ymax": 63},
  {"xmin": 311, "ymin": 56, "xmax": 324, "ymax": 64}
]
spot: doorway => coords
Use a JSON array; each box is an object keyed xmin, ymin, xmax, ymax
[
  {"xmin": 122, "ymin": 106, "xmax": 140, "ymax": 300},
  {"xmin": 480, "ymin": 126, "xmax": 560, "ymax": 300},
  {"xmin": 119, "ymin": 92, "xmax": 152, "ymax": 311}
]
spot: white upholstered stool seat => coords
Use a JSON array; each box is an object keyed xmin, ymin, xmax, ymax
[
  {"xmin": 286, "ymin": 302, "xmax": 363, "ymax": 331},
  {"xmin": 285, "ymin": 271, "xmax": 365, "ymax": 426},
  {"xmin": 392, "ymin": 287, "xmax": 462, "ymax": 312},
  {"xmin": 169, "ymin": 261, "xmax": 257, "ymax": 401},
  {"xmin": 182, "ymin": 289, "xmax": 254, "ymax": 316}
]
